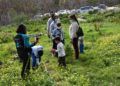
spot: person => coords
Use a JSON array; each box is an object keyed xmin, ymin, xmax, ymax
[
  {"xmin": 50, "ymin": 15, "xmax": 60, "ymax": 50},
  {"xmin": 78, "ymin": 35, "xmax": 84, "ymax": 53},
  {"xmin": 51, "ymin": 37, "xmax": 66, "ymax": 67},
  {"xmin": 31, "ymin": 45, "xmax": 43, "ymax": 69},
  {"xmin": 69, "ymin": 14, "xmax": 79, "ymax": 59},
  {"xmin": 52, "ymin": 21, "xmax": 65, "ymax": 44},
  {"xmin": 14, "ymin": 24, "xmax": 38, "ymax": 79},
  {"xmin": 47, "ymin": 13, "xmax": 55, "ymax": 38}
]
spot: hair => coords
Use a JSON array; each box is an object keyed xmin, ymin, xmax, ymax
[
  {"xmin": 16, "ymin": 24, "xmax": 27, "ymax": 34},
  {"xmin": 55, "ymin": 37, "xmax": 61, "ymax": 42},
  {"xmin": 57, "ymin": 23, "xmax": 61, "ymax": 27},
  {"xmin": 69, "ymin": 14, "xmax": 79, "ymax": 25},
  {"xmin": 51, "ymin": 13, "xmax": 55, "ymax": 21}
]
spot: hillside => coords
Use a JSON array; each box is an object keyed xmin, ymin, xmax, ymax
[{"xmin": 0, "ymin": 12, "xmax": 120, "ymax": 86}]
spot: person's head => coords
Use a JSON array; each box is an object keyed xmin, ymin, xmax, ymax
[
  {"xmin": 16, "ymin": 24, "xmax": 27, "ymax": 34},
  {"xmin": 38, "ymin": 50, "xmax": 43, "ymax": 58},
  {"xmin": 57, "ymin": 23, "xmax": 61, "ymax": 28},
  {"xmin": 69, "ymin": 14, "xmax": 77, "ymax": 22},
  {"xmin": 57, "ymin": 20, "xmax": 61, "ymax": 28},
  {"xmin": 51, "ymin": 13, "xmax": 55, "ymax": 20},
  {"xmin": 55, "ymin": 37, "xmax": 61, "ymax": 44}
]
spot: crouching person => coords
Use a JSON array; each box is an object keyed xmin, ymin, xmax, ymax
[
  {"xmin": 51, "ymin": 37, "xmax": 66, "ymax": 68},
  {"xmin": 31, "ymin": 46, "xmax": 43, "ymax": 69}
]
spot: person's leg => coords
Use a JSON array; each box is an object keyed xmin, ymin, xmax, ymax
[
  {"xmin": 72, "ymin": 38, "xmax": 79, "ymax": 59},
  {"xmin": 21, "ymin": 57, "xmax": 27, "ymax": 79},
  {"xmin": 31, "ymin": 52, "xmax": 36, "ymax": 68},
  {"xmin": 26, "ymin": 58, "xmax": 30, "ymax": 75},
  {"xmin": 62, "ymin": 56, "xmax": 66, "ymax": 67},
  {"xmin": 58, "ymin": 57, "xmax": 62, "ymax": 66},
  {"xmin": 79, "ymin": 37, "xmax": 84, "ymax": 53}
]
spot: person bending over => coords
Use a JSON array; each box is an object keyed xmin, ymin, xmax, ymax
[{"xmin": 31, "ymin": 45, "xmax": 43, "ymax": 69}]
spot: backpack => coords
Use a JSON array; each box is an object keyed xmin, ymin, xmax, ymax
[
  {"xmin": 76, "ymin": 26, "xmax": 84, "ymax": 37},
  {"xmin": 14, "ymin": 34, "xmax": 24, "ymax": 48},
  {"xmin": 14, "ymin": 34, "xmax": 32, "ymax": 58}
]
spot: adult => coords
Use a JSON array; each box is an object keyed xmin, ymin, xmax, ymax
[
  {"xmin": 50, "ymin": 15, "xmax": 60, "ymax": 50},
  {"xmin": 47, "ymin": 13, "xmax": 56, "ymax": 38},
  {"xmin": 14, "ymin": 24, "xmax": 38, "ymax": 79},
  {"xmin": 69, "ymin": 14, "xmax": 79, "ymax": 59}
]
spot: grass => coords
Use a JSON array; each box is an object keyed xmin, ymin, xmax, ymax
[{"xmin": 0, "ymin": 13, "xmax": 120, "ymax": 86}]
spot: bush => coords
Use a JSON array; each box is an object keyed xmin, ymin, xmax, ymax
[{"xmin": 87, "ymin": 14, "xmax": 104, "ymax": 23}]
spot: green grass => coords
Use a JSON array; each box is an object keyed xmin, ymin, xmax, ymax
[{"xmin": 0, "ymin": 13, "xmax": 120, "ymax": 86}]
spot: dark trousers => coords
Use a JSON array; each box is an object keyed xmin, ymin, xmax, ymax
[
  {"xmin": 52, "ymin": 39, "xmax": 57, "ymax": 49},
  {"xmin": 21, "ymin": 54, "xmax": 30, "ymax": 79},
  {"xmin": 72, "ymin": 38, "xmax": 79, "ymax": 59},
  {"xmin": 58, "ymin": 56, "xmax": 66, "ymax": 67}
]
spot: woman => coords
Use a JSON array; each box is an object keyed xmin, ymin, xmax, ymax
[
  {"xmin": 69, "ymin": 14, "xmax": 79, "ymax": 59},
  {"xmin": 14, "ymin": 24, "xmax": 38, "ymax": 79}
]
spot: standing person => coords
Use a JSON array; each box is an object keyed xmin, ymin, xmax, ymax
[
  {"xmin": 31, "ymin": 45, "xmax": 43, "ymax": 69},
  {"xmin": 47, "ymin": 13, "xmax": 55, "ymax": 38},
  {"xmin": 53, "ymin": 21, "xmax": 65, "ymax": 44},
  {"xmin": 50, "ymin": 15, "xmax": 60, "ymax": 50},
  {"xmin": 51, "ymin": 37, "xmax": 66, "ymax": 67},
  {"xmin": 69, "ymin": 14, "xmax": 79, "ymax": 59},
  {"xmin": 14, "ymin": 24, "xmax": 38, "ymax": 79}
]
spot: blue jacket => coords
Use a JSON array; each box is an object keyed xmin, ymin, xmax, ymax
[{"xmin": 52, "ymin": 28, "xmax": 64, "ymax": 41}]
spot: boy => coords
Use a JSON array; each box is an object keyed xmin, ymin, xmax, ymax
[
  {"xmin": 31, "ymin": 45, "xmax": 43, "ymax": 69},
  {"xmin": 51, "ymin": 37, "xmax": 66, "ymax": 67},
  {"xmin": 53, "ymin": 21, "xmax": 65, "ymax": 44}
]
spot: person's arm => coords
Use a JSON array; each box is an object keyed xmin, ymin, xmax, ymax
[
  {"xmin": 69, "ymin": 25, "xmax": 72, "ymax": 39},
  {"xmin": 47, "ymin": 19, "xmax": 50, "ymax": 36},
  {"xmin": 30, "ymin": 37, "xmax": 39, "ymax": 47},
  {"xmin": 55, "ymin": 44, "xmax": 61, "ymax": 53}
]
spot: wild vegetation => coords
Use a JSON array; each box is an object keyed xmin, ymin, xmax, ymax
[
  {"xmin": 0, "ymin": 11, "xmax": 120, "ymax": 86},
  {"xmin": 0, "ymin": 0, "xmax": 120, "ymax": 25}
]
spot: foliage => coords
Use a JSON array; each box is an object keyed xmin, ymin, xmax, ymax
[{"xmin": 0, "ymin": 12, "xmax": 120, "ymax": 86}]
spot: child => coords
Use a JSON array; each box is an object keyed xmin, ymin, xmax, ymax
[
  {"xmin": 51, "ymin": 37, "xmax": 66, "ymax": 67},
  {"xmin": 31, "ymin": 45, "xmax": 43, "ymax": 69},
  {"xmin": 53, "ymin": 21, "xmax": 65, "ymax": 44}
]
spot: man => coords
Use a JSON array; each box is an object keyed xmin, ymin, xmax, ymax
[{"xmin": 47, "ymin": 13, "xmax": 55, "ymax": 38}]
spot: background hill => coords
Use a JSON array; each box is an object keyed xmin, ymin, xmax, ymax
[{"xmin": 0, "ymin": 0, "xmax": 120, "ymax": 25}]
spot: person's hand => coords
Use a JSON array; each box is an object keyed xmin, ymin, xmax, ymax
[
  {"xmin": 35, "ymin": 37, "xmax": 39, "ymax": 44},
  {"xmin": 51, "ymin": 49, "xmax": 56, "ymax": 53}
]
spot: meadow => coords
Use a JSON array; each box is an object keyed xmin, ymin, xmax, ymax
[{"xmin": 0, "ymin": 11, "xmax": 120, "ymax": 86}]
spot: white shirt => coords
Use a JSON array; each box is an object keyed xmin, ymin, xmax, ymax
[
  {"xmin": 47, "ymin": 18, "xmax": 53, "ymax": 35},
  {"xmin": 50, "ymin": 21, "xmax": 57, "ymax": 39},
  {"xmin": 69, "ymin": 21, "xmax": 79, "ymax": 39},
  {"xmin": 32, "ymin": 46, "xmax": 43, "ymax": 57},
  {"xmin": 56, "ymin": 42, "xmax": 65, "ymax": 57}
]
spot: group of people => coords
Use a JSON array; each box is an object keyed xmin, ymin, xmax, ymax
[
  {"xmin": 14, "ymin": 12, "xmax": 84, "ymax": 79},
  {"xmin": 47, "ymin": 12, "xmax": 84, "ymax": 64}
]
